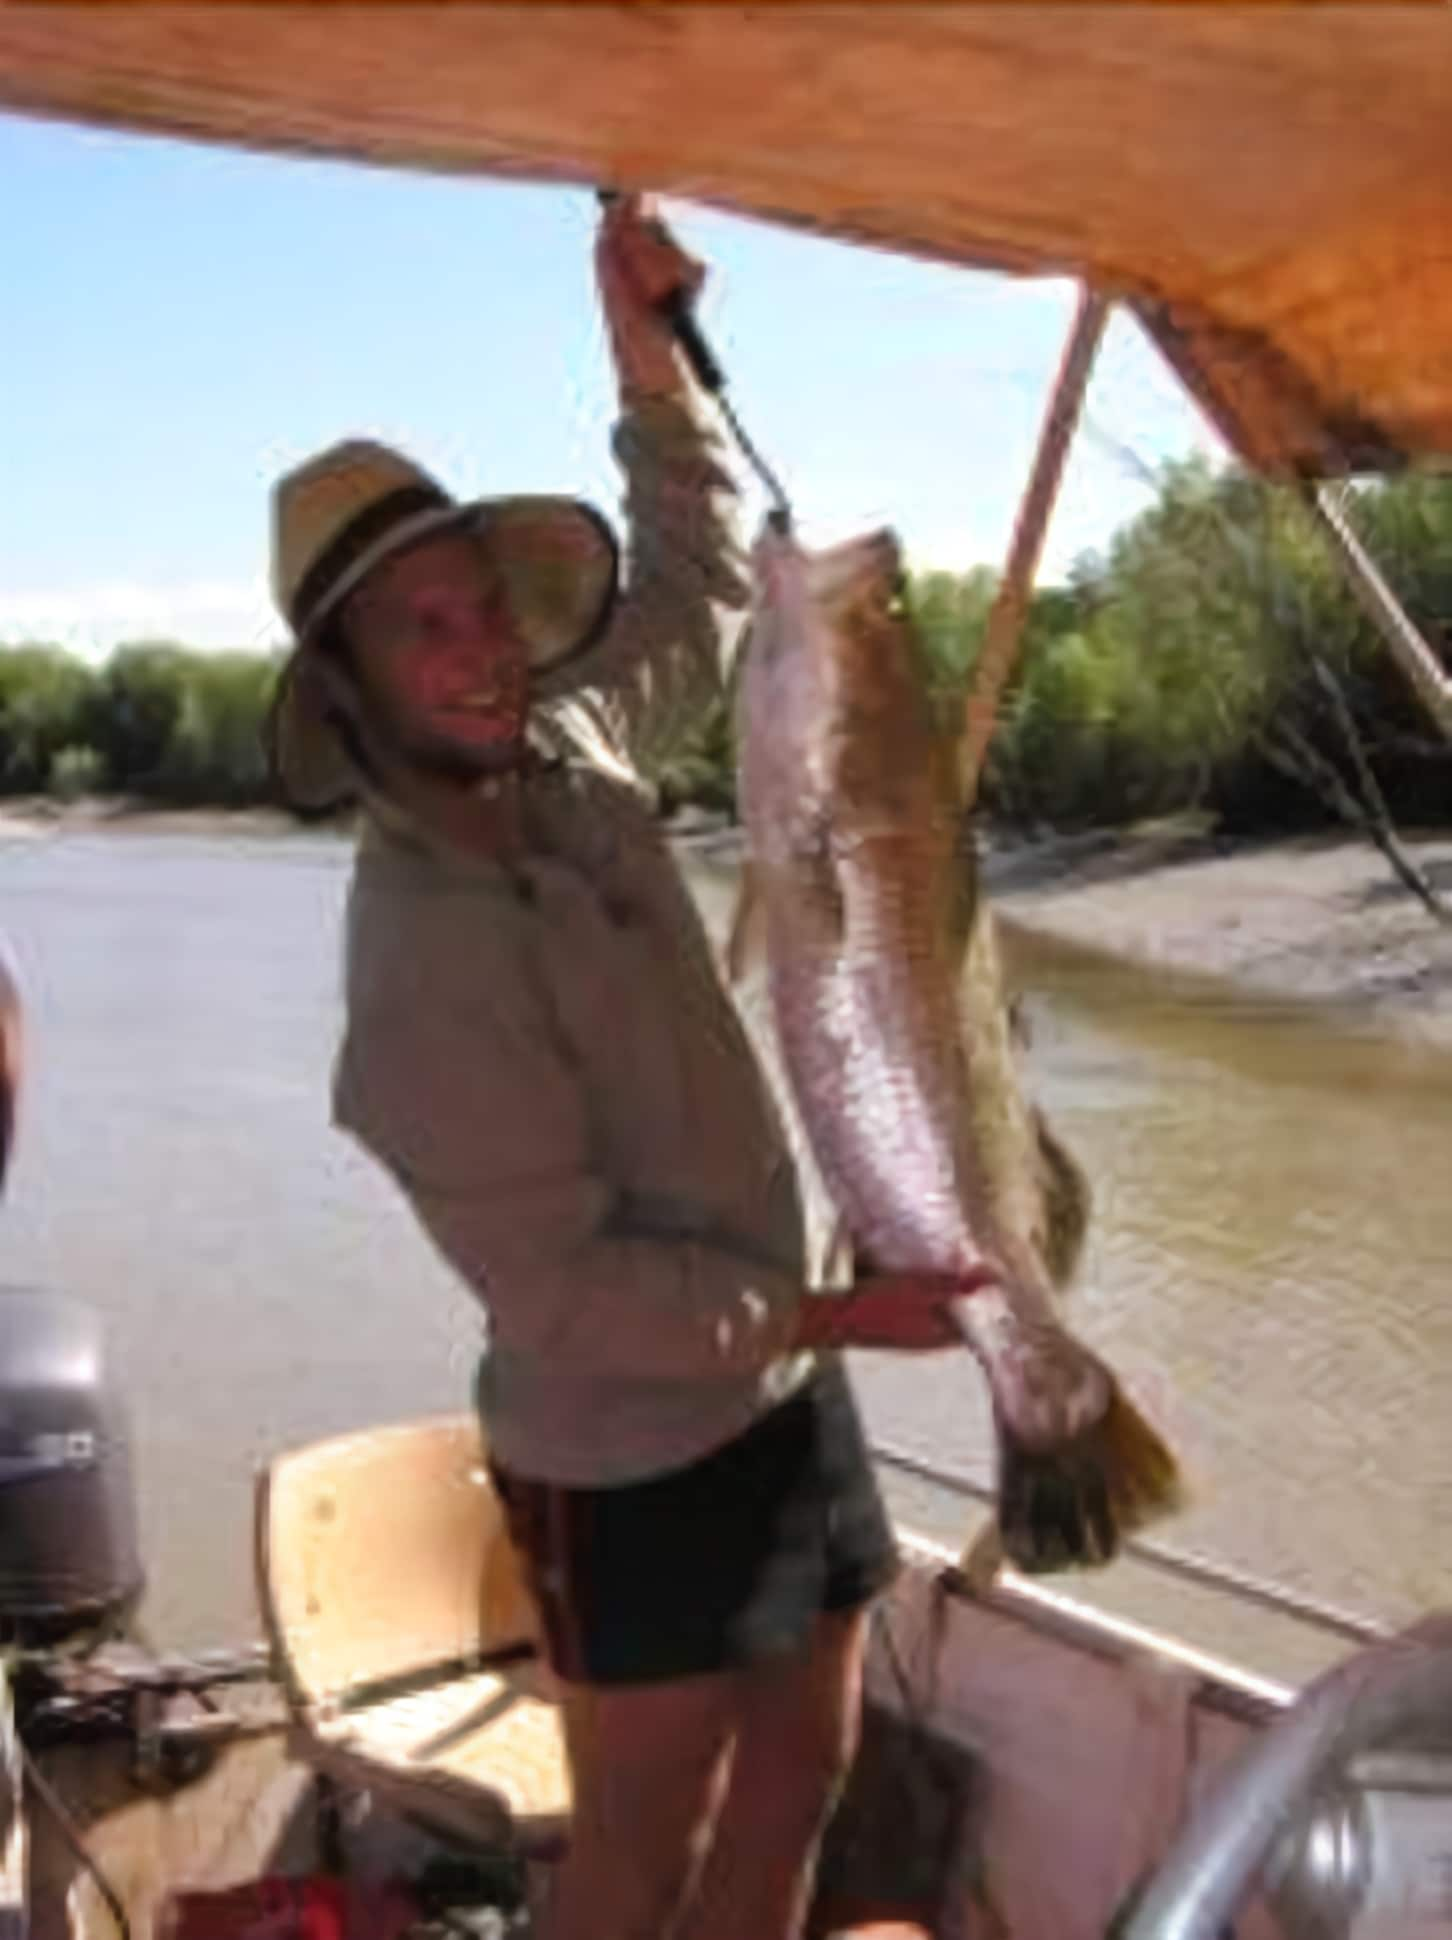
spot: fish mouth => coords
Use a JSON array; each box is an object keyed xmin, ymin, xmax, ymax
[{"xmin": 805, "ymin": 528, "xmax": 905, "ymax": 607}]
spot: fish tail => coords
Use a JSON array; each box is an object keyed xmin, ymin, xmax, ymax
[
  {"xmin": 994, "ymin": 1379, "xmax": 1185, "ymax": 1576},
  {"xmin": 1032, "ymin": 1102, "xmax": 1092, "ymax": 1291}
]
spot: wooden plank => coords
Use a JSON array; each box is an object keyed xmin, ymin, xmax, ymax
[
  {"xmin": 1304, "ymin": 485, "xmax": 1452, "ymax": 746},
  {"xmin": 960, "ymin": 287, "xmax": 1109, "ymax": 804}
]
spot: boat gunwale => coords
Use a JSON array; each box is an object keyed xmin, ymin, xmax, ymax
[{"xmin": 893, "ymin": 1526, "xmax": 1290, "ymax": 1730}]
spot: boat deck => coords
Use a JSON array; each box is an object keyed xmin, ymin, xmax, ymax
[
  {"xmin": 31, "ymin": 1683, "xmax": 319, "ymax": 1940},
  {"xmin": 19, "ymin": 1540, "xmax": 1296, "ymax": 1940}
]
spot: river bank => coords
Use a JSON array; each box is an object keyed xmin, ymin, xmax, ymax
[
  {"xmin": 677, "ymin": 807, "xmax": 1452, "ymax": 1048},
  {"xmin": 5, "ymin": 793, "xmax": 1451, "ymax": 1047},
  {"xmin": 982, "ymin": 822, "xmax": 1452, "ymax": 1051},
  {"xmin": 0, "ymin": 796, "xmax": 311, "ymax": 842}
]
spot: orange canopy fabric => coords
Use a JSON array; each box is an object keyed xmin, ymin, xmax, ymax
[{"xmin": 1, "ymin": 4, "xmax": 1448, "ymax": 478}]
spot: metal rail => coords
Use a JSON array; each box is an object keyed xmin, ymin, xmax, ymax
[{"xmin": 872, "ymin": 1437, "xmax": 1389, "ymax": 1650}]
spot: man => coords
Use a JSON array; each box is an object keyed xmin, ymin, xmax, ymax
[{"xmin": 267, "ymin": 196, "xmax": 983, "ymax": 1940}]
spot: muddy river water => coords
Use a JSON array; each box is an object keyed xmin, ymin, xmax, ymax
[{"xmin": 1, "ymin": 828, "xmax": 1447, "ymax": 1684}]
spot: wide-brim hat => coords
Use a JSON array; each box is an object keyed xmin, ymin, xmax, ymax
[{"xmin": 267, "ymin": 437, "xmax": 619, "ymax": 813}]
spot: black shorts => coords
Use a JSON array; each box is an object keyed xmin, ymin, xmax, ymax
[{"xmin": 489, "ymin": 1361, "xmax": 899, "ymax": 1687}]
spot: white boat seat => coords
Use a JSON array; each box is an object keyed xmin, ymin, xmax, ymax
[{"xmin": 254, "ymin": 1415, "xmax": 570, "ymax": 1856}]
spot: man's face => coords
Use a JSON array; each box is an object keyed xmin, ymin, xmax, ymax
[{"xmin": 341, "ymin": 527, "xmax": 530, "ymax": 776}]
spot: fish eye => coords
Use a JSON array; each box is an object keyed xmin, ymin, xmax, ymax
[{"xmin": 877, "ymin": 569, "xmax": 910, "ymax": 621}]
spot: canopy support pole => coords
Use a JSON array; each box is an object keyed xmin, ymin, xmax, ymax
[
  {"xmin": 960, "ymin": 285, "xmax": 1110, "ymax": 804},
  {"xmin": 1301, "ymin": 483, "xmax": 1452, "ymax": 745}
]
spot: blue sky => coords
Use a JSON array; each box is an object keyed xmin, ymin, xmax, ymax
[{"xmin": 1, "ymin": 111, "xmax": 1223, "ymax": 658}]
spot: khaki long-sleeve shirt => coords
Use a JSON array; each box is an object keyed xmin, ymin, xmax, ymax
[{"xmin": 333, "ymin": 393, "xmax": 814, "ymax": 1484}]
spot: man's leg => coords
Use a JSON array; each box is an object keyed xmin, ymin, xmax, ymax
[
  {"xmin": 680, "ymin": 1608, "xmax": 870, "ymax": 1940},
  {"xmin": 538, "ymin": 1671, "xmax": 737, "ymax": 1940}
]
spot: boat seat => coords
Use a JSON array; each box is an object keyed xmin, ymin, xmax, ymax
[{"xmin": 254, "ymin": 1415, "xmax": 570, "ymax": 1857}]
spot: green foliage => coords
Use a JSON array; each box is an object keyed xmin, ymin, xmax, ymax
[
  {"xmin": 48, "ymin": 744, "xmax": 106, "ymax": 802},
  {"xmin": 909, "ymin": 566, "xmax": 996, "ymax": 723},
  {"xmin": 4, "ymin": 457, "xmax": 1452, "ymax": 830},
  {"xmin": 0, "ymin": 642, "xmax": 280, "ymax": 807},
  {"xmin": 0, "ymin": 647, "xmax": 100, "ymax": 794},
  {"xmin": 154, "ymin": 652, "xmax": 277, "ymax": 804},
  {"xmin": 92, "ymin": 643, "xmax": 192, "ymax": 794},
  {"xmin": 913, "ymin": 458, "xmax": 1452, "ymax": 833}
]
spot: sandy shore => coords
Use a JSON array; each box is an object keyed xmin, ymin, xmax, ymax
[
  {"xmin": 678, "ymin": 810, "xmax": 1452, "ymax": 1046},
  {"xmin": 983, "ymin": 822, "xmax": 1452, "ymax": 1048},
  {"xmin": 0, "ymin": 797, "xmax": 325, "ymax": 841}
]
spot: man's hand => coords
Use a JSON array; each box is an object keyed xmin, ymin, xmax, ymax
[
  {"xmin": 792, "ymin": 1267, "xmax": 997, "ymax": 1354},
  {"xmin": 596, "ymin": 192, "xmax": 705, "ymax": 399}
]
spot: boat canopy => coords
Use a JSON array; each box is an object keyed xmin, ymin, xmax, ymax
[{"xmin": 1, "ymin": 5, "xmax": 1449, "ymax": 480}]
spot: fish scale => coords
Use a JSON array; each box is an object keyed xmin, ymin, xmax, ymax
[{"xmin": 738, "ymin": 520, "xmax": 1184, "ymax": 1574}]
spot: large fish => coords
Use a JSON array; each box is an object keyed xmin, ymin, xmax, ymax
[{"xmin": 737, "ymin": 520, "xmax": 1181, "ymax": 1573}]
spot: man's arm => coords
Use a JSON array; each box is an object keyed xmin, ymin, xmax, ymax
[
  {"xmin": 533, "ymin": 198, "xmax": 749, "ymax": 781},
  {"xmin": 338, "ymin": 953, "xmax": 990, "ymax": 1366},
  {"xmin": 336, "ymin": 959, "xmax": 802, "ymax": 1381}
]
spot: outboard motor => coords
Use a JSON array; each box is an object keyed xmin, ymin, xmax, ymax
[{"xmin": 0, "ymin": 1289, "xmax": 142, "ymax": 1651}]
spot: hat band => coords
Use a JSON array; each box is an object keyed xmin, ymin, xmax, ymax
[{"xmin": 291, "ymin": 481, "xmax": 453, "ymax": 634}]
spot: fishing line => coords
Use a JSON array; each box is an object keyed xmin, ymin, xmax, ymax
[{"xmin": 0, "ymin": 1640, "xmax": 130, "ymax": 1940}]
